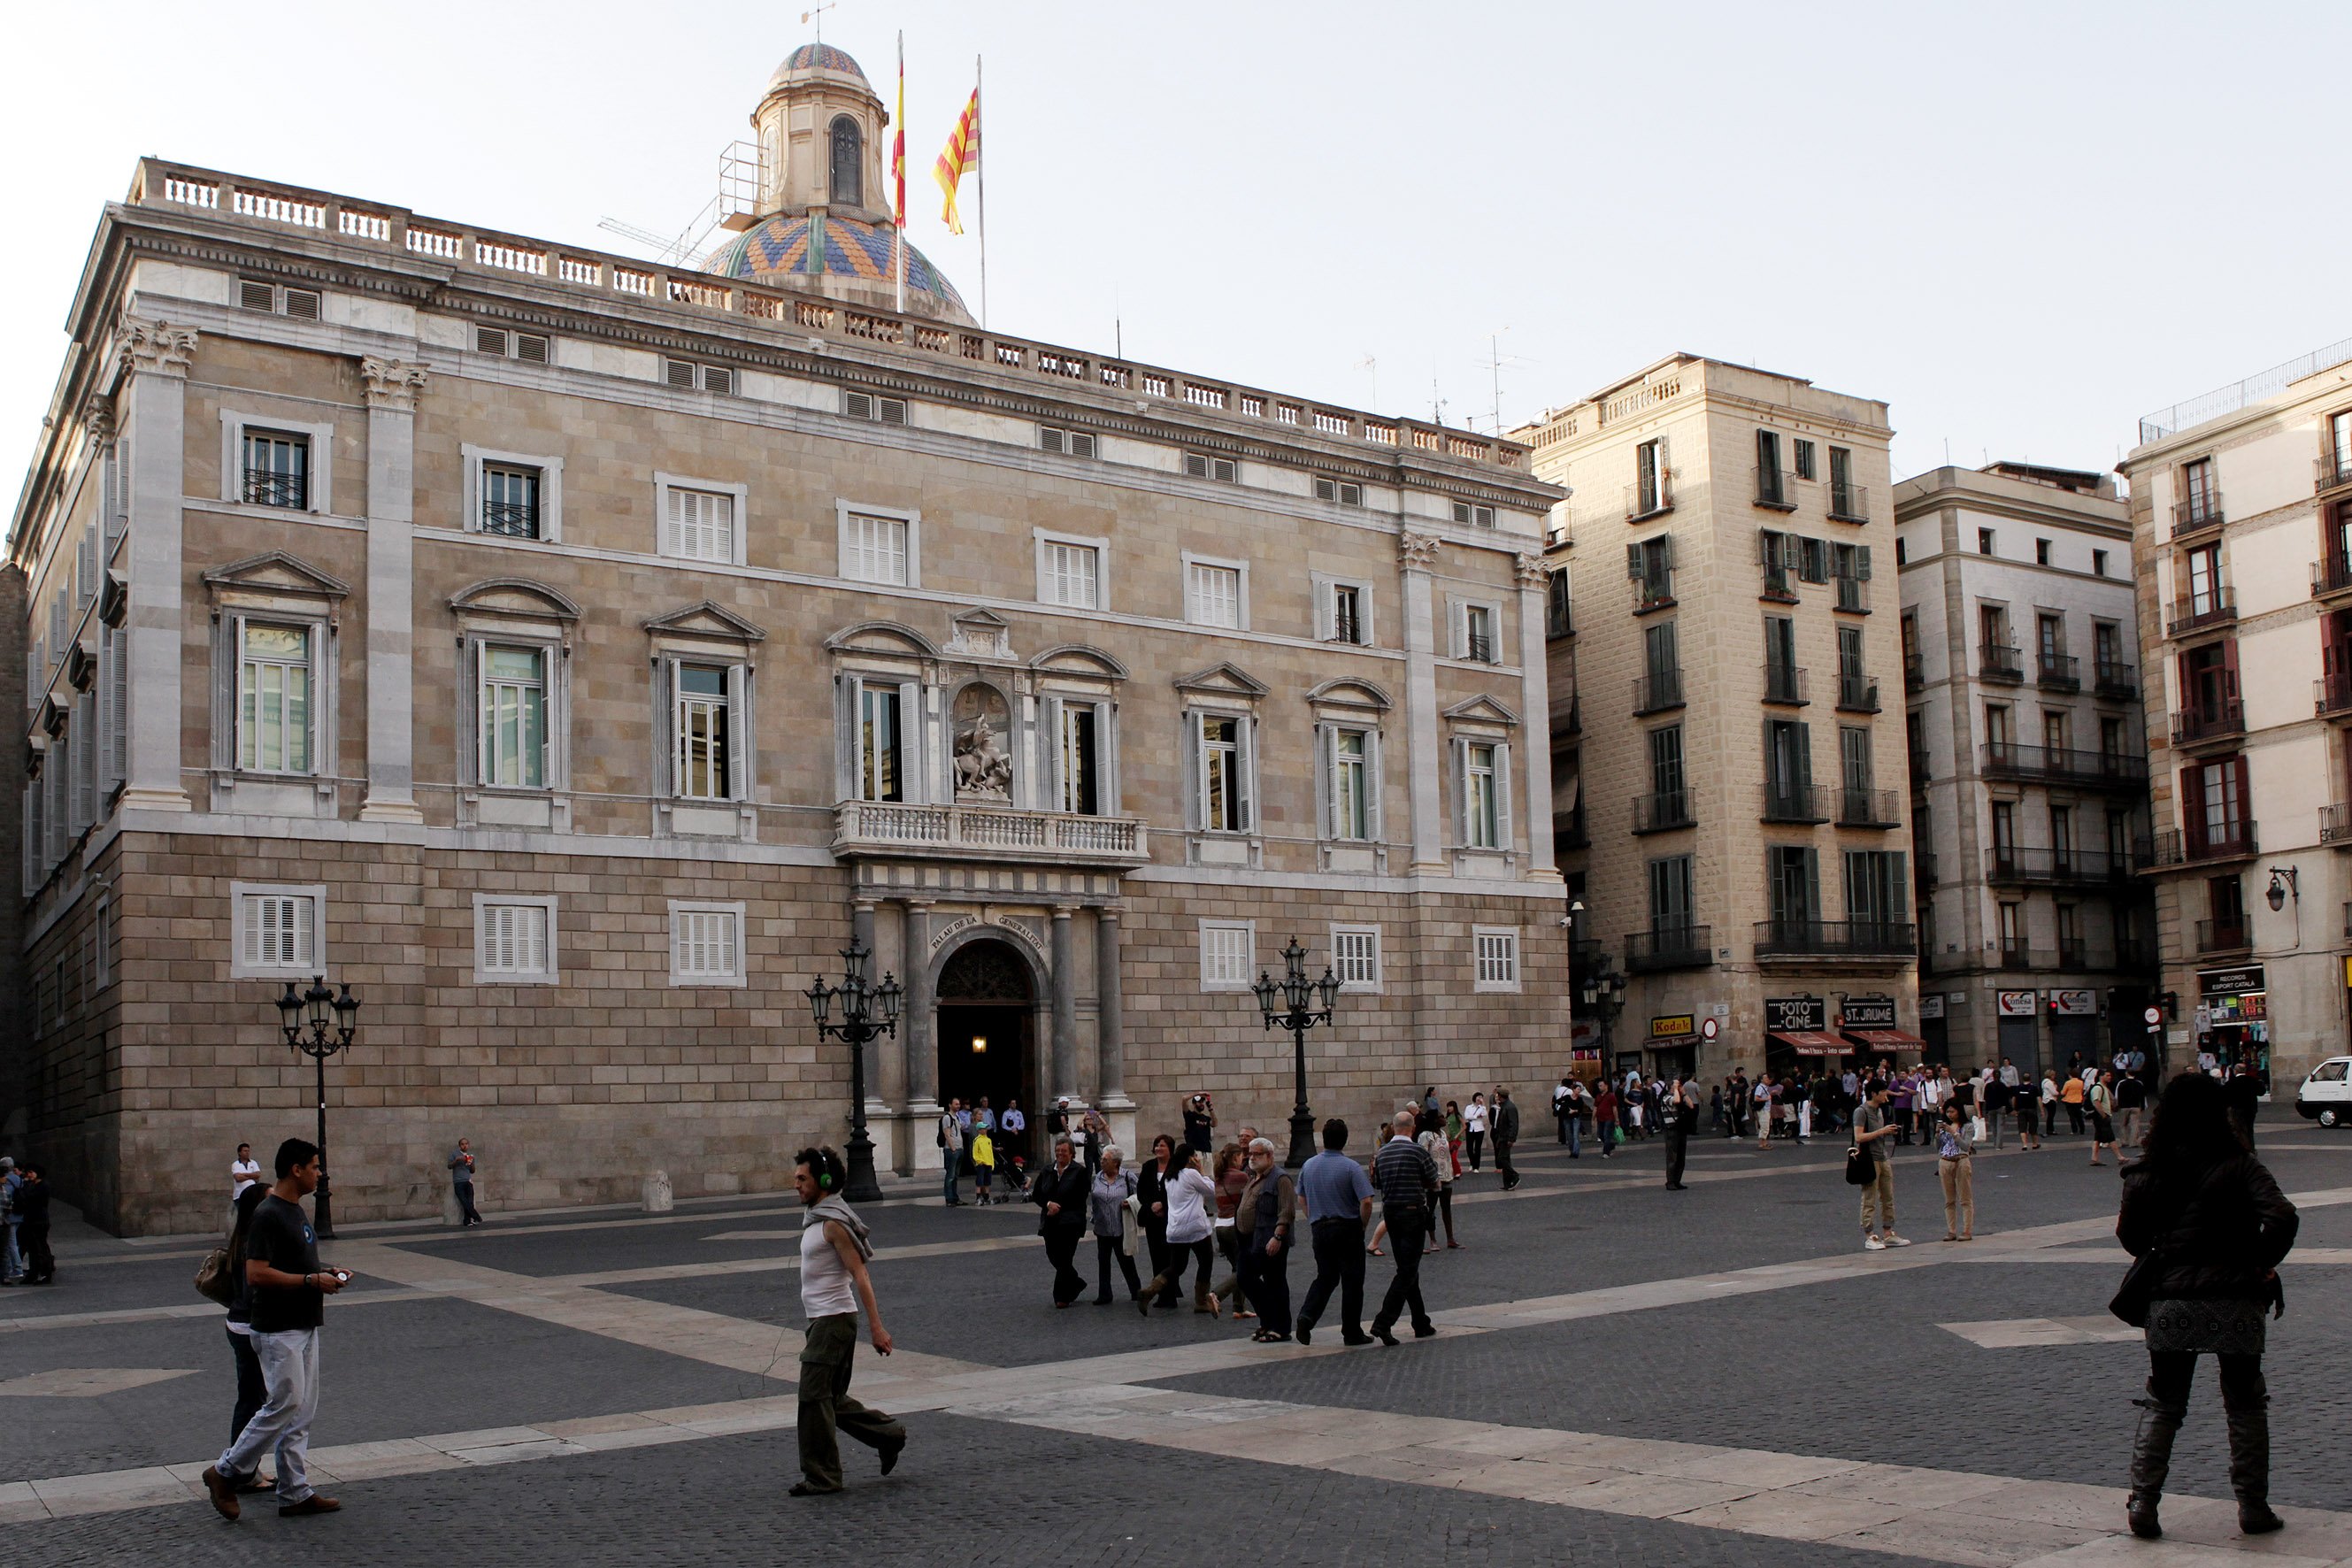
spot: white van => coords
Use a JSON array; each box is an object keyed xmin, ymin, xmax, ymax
[{"xmin": 2294, "ymin": 1057, "xmax": 2352, "ymax": 1127}]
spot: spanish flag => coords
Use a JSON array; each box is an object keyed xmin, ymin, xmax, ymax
[{"xmin": 934, "ymin": 83, "xmax": 980, "ymax": 235}]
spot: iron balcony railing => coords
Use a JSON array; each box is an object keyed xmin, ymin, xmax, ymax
[
  {"xmin": 1835, "ymin": 676, "xmax": 1880, "ymax": 713},
  {"xmin": 1980, "ymin": 642, "xmax": 2025, "ymax": 682},
  {"xmin": 1633, "ymin": 670, "xmax": 1685, "ymax": 714},
  {"xmin": 1760, "ymin": 782, "xmax": 1825, "ymax": 823},
  {"xmin": 2095, "ymin": 659, "xmax": 2139, "ymax": 699},
  {"xmin": 1631, "ymin": 789, "xmax": 1695, "ymax": 834},
  {"xmin": 2152, "ymin": 824, "xmax": 2259, "ymax": 866},
  {"xmin": 2171, "ymin": 700, "xmax": 2246, "ymax": 746},
  {"xmin": 2036, "ymin": 654, "xmax": 2080, "ymax": 692},
  {"xmin": 2323, "ymin": 803, "xmax": 2352, "ymax": 845},
  {"xmin": 2000, "ymin": 945, "xmax": 2035, "ymax": 971},
  {"xmin": 1980, "ymin": 743, "xmax": 2149, "ymax": 788},
  {"xmin": 1984, "ymin": 845, "xmax": 2148, "ymax": 884},
  {"xmin": 1334, "ymin": 606, "xmax": 1367, "ymax": 644},
  {"xmin": 1753, "ymin": 919, "xmax": 1917, "ymax": 959},
  {"xmin": 2319, "ymin": 451, "xmax": 2352, "ymax": 494},
  {"xmin": 1625, "ymin": 926, "xmax": 1713, "ymax": 973},
  {"xmin": 480, "ymin": 499, "xmax": 541, "ymax": 537},
  {"xmin": 1755, "ymin": 465, "xmax": 1797, "ymax": 511},
  {"xmin": 2317, "ymin": 674, "xmax": 2352, "ymax": 719},
  {"xmin": 1837, "ymin": 788, "xmax": 1900, "ymax": 827},
  {"xmin": 242, "ymin": 467, "xmax": 308, "ymax": 509},
  {"xmin": 2057, "ymin": 941, "xmax": 2091, "ymax": 969},
  {"xmin": 2167, "ymin": 592, "xmax": 2236, "ymax": 637},
  {"xmin": 1764, "ymin": 665, "xmax": 1808, "ymax": 704},
  {"xmin": 1828, "ymin": 482, "xmax": 1869, "ymax": 522},
  {"xmin": 2171, "ymin": 496, "xmax": 2225, "ymax": 539},
  {"xmin": 1625, "ymin": 474, "xmax": 1674, "ymax": 521},
  {"xmin": 1761, "ymin": 562, "xmax": 1798, "ymax": 603},
  {"xmin": 2312, "ymin": 557, "xmax": 2352, "ymax": 600},
  {"xmin": 1465, "ymin": 631, "xmax": 1496, "ymax": 665},
  {"xmin": 2194, "ymin": 919, "xmax": 2251, "ymax": 954},
  {"xmin": 1633, "ymin": 575, "xmax": 1676, "ymax": 614}
]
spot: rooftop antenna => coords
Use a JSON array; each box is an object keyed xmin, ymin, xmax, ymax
[
  {"xmin": 1357, "ymin": 354, "xmax": 1378, "ymax": 409},
  {"xmin": 801, "ymin": 4, "xmax": 835, "ymax": 44},
  {"xmin": 1430, "ymin": 373, "xmax": 1447, "ymax": 428}
]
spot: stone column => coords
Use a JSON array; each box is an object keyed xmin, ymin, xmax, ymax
[
  {"xmin": 1399, "ymin": 532, "xmax": 1445, "ymax": 872},
  {"xmin": 1051, "ymin": 905, "xmax": 1079, "ymax": 1104},
  {"xmin": 1094, "ymin": 907, "xmax": 1129, "ymax": 1106},
  {"xmin": 115, "ymin": 319, "xmax": 197, "ymax": 813},
  {"xmin": 357, "ymin": 357, "xmax": 427, "ymax": 823},
  {"xmin": 1515, "ymin": 552, "xmax": 1560, "ymax": 880},
  {"xmin": 903, "ymin": 899, "xmax": 937, "ymax": 1110}
]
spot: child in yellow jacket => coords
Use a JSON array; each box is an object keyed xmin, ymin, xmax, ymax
[{"xmin": 970, "ymin": 1128, "xmax": 996, "ymax": 1204}]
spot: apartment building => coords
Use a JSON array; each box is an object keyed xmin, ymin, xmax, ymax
[
  {"xmin": 2124, "ymin": 337, "xmax": 2352, "ymax": 1088},
  {"xmin": 1894, "ymin": 463, "xmax": 2157, "ymax": 1071},
  {"xmin": 5, "ymin": 43, "xmax": 1571, "ymax": 1234},
  {"xmin": 1523, "ymin": 356, "xmax": 1920, "ymax": 1081}
]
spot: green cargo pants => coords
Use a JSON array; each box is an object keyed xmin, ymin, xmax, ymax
[{"xmin": 797, "ymin": 1313, "xmax": 905, "ymax": 1491}]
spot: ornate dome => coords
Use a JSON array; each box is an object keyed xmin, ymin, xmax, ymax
[
  {"xmin": 769, "ymin": 42, "xmax": 868, "ymax": 87},
  {"xmin": 715, "ymin": 210, "xmax": 971, "ymax": 324}
]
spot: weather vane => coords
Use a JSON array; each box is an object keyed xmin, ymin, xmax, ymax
[{"xmin": 801, "ymin": 3, "xmax": 835, "ymax": 44}]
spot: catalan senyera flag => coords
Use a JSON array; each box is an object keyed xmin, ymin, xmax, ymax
[
  {"xmin": 892, "ymin": 45, "xmax": 907, "ymax": 227},
  {"xmin": 934, "ymin": 83, "xmax": 980, "ymax": 235}
]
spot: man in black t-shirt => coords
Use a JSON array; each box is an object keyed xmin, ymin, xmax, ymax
[{"xmin": 204, "ymin": 1138, "xmax": 345, "ymax": 1521}]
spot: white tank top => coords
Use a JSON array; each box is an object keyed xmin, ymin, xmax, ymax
[{"xmin": 800, "ymin": 1215, "xmax": 859, "ymax": 1319}]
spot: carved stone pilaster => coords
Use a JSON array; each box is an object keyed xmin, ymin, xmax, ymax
[
  {"xmin": 1515, "ymin": 552, "xmax": 1549, "ymax": 588},
  {"xmin": 116, "ymin": 318, "xmax": 197, "ymax": 380},
  {"xmin": 359, "ymin": 356, "xmax": 429, "ymax": 412},
  {"xmin": 1399, "ymin": 531, "xmax": 1442, "ymax": 572}
]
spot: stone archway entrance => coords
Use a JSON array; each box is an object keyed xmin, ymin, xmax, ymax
[{"xmin": 935, "ymin": 939, "xmax": 1037, "ymax": 1162}]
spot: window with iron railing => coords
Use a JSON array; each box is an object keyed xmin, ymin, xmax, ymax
[
  {"xmin": 481, "ymin": 465, "xmax": 542, "ymax": 538},
  {"xmin": 242, "ymin": 431, "xmax": 309, "ymax": 510}
]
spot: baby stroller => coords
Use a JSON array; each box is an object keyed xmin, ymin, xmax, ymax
[{"xmin": 1003, "ymin": 1152, "xmax": 1029, "ymax": 1198}]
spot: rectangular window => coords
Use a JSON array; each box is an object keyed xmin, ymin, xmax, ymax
[
  {"xmin": 2180, "ymin": 457, "xmax": 2219, "ymax": 527},
  {"xmin": 1331, "ymin": 583, "xmax": 1366, "ymax": 645},
  {"xmin": 1648, "ymin": 854, "xmax": 1695, "ymax": 937},
  {"xmin": 1472, "ymin": 927, "xmax": 1521, "ymax": 991},
  {"xmin": 664, "ymin": 485, "xmax": 737, "ymax": 563},
  {"xmin": 2330, "ymin": 411, "xmax": 2352, "ymax": 474},
  {"xmin": 1991, "ymin": 799, "xmax": 2017, "ymax": 857},
  {"xmin": 1199, "ymin": 715, "xmax": 1249, "ymax": 832},
  {"xmin": 1768, "ymin": 845, "xmax": 1818, "ymax": 928},
  {"xmin": 1463, "ymin": 603, "xmax": 1496, "ymax": 664},
  {"xmin": 1829, "ymin": 447, "xmax": 1857, "ymax": 516},
  {"xmin": 1332, "ymin": 925, "xmax": 1381, "ymax": 990},
  {"xmin": 1331, "ymin": 727, "xmax": 1370, "ymax": 840},
  {"xmin": 1629, "ymin": 534, "xmax": 1673, "ymax": 609},
  {"xmin": 1635, "ymin": 439, "xmax": 1666, "ymax": 515},
  {"xmin": 1316, "ymin": 477, "xmax": 1364, "ymax": 506},
  {"xmin": 2186, "ymin": 543, "xmax": 2224, "ymax": 613},
  {"xmin": 1183, "ymin": 452, "xmax": 1238, "ymax": 482},
  {"xmin": 1451, "ymin": 501, "xmax": 1497, "ymax": 527},
  {"xmin": 1979, "ymin": 527, "xmax": 1995, "ymax": 556},
  {"xmin": 669, "ymin": 902, "xmax": 746, "ymax": 987},
  {"xmin": 858, "ymin": 682, "xmax": 903, "ymax": 803},
  {"xmin": 1040, "ymin": 538, "xmax": 1101, "ymax": 609},
  {"xmin": 1649, "ymin": 722, "xmax": 1686, "ymax": 805},
  {"xmin": 2036, "ymin": 538, "xmax": 2052, "ymax": 565},
  {"xmin": 1187, "ymin": 560, "xmax": 1242, "ymax": 628},
  {"xmin": 2093, "ymin": 548, "xmax": 2109, "ymax": 577},
  {"xmin": 2042, "ymin": 709, "xmax": 2067, "ymax": 753},
  {"xmin": 242, "ymin": 430, "xmax": 309, "ymax": 509},
  {"xmin": 1999, "ymin": 901, "xmax": 2023, "ymax": 958},
  {"xmin": 1057, "ymin": 702, "xmax": 1100, "ymax": 815},
  {"xmin": 1200, "ymin": 919, "xmax": 1255, "ymax": 989},
  {"xmin": 1545, "ymin": 570, "xmax": 1572, "ymax": 639},
  {"xmin": 237, "ymin": 622, "xmax": 312, "ymax": 773},
  {"xmin": 1794, "ymin": 439, "xmax": 1817, "ymax": 480},
  {"xmin": 1465, "ymin": 742, "xmax": 1500, "ymax": 848},
  {"xmin": 481, "ymin": 465, "xmax": 542, "ymax": 538},
  {"xmin": 475, "ymin": 895, "xmax": 557, "ymax": 984},
  {"xmin": 232, "ymin": 882, "xmax": 324, "ymax": 978},
  {"xmin": 95, "ymin": 894, "xmax": 112, "ymax": 990},
  {"xmin": 1840, "ymin": 724, "xmax": 1873, "ymax": 798},
  {"xmin": 842, "ymin": 511, "xmax": 909, "ymax": 586},
  {"xmin": 1756, "ymin": 430, "xmax": 1787, "ymax": 505},
  {"xmin": 1038, "ymin": 426, "xmax": 1097, "ymax": 458},
  {"xmin": 673, "ymin": 664, "xmax": 732, "ymax": 800},
  {"xmin": 845, "ymin": 391, "xmax": 908, "ymax": 424},
  {"xmin": 479, "ymin": 646, "xmax": 547, "ymax": 788},
  {"xmin": 2101, "ymin": 715, "xmax": 2126, "ymax": 757}
]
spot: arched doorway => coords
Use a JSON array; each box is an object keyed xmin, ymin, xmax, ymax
[{"xmin": 935, "ymin": 939, "xmax": 1035, "ymax": 1162}]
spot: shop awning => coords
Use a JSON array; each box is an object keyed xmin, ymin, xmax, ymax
[
  {"xmin": 1845, "ymin": 1028, "xmax": 1928, "ymax": 1053},
  {"xmin": 1769, "ymin": 1030, "xmax": 1849, "ymax": 1056}
]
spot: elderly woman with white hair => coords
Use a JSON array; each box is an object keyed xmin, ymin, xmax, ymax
[{"xmin": 1089, "ymin": 1147, "xmax": 1143, "ymax": 1305}]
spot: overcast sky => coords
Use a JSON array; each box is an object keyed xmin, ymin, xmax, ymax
[{"xmin": 4, "ymin": 0, "xmax": 2346, "ymax": 494}]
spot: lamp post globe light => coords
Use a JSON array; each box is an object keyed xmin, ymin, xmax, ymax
[
  {"xmin": 803, "ymin": 937, "xmax": 902, "ymax": 1204},
  {"xmin": 274, "ymin": 976, "xmax": 361, "ymax": 1239},
  {"xmin": 1579, "ymin": 959, "xmax": 1626, "ymax": 1080},
  {"xmin": 1251, "ymin": 937, "xmax": 1342, "ymax": 1169}
]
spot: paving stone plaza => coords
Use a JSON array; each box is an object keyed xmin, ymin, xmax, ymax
[{"xmin": 3, "ymin": 1113, "xmax": 2347, "ymax": 1566}]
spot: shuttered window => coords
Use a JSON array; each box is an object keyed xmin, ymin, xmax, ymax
[
  {"xmin": 670, "ymin": 903, "xmax": 745, "ymax": 986},
  {"xmin": 664, "ymin": 486, "xmax": 736, "ymax": 563},
  {"xmin": 477, "ymin": 898, "xmax": 555, "ymax": 981}
]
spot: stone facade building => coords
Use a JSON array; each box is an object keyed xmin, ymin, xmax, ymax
[
  {"xmin": 7, "ymin": 46, "xmax": 1567, "ymax": 1234},
  {"xmin": 1894, "ymin": 463, "xmax": 2157, "ymax": 1070},
  {"xmin": 1522, "ymin": 356, "xmax": 1921, "ymax": 1083},
  {"xmin": 2124, "ymin": 340, "xmax": 2352, "ymax": 1090}
]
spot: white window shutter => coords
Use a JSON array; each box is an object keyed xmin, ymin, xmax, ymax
[
  {"xmin": 1315, "ymin": 723, "xmax": 1334, "ymax": 840},
  {"xmin": 1367, "ymin": 728, "xmax": 1385, "ymax": 841},
  {"xmin": 1236, "ymin": 717, "xmax": 1255, "ymax": 832},
  {"xmin": 1453, "ymin": 737, "xmax": 1469, "ymax": 845},
  {"xmin": 727, "ymin": 663, "xmax": 750, "ymax": 803},
  {"xmin": 1495, "ymin": 741, "xmax": 1514, "ymax": 850},
  {"xmin": 1184, "ymin": 711, "xmax": 1203, "ymax": 829},
  {"xmin": 895, "ymin": 680, "xmax": 921, "ymax": 804}
]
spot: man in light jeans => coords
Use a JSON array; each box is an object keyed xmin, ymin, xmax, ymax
[{"xmin": 204, "ymin": 1139, "xmax": 344, "ymax": 1520}]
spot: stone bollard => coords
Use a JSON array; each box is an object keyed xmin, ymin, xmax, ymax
[{"xmin": 642, "ymin": 1170, "xmax": 673, "ymax": 1213}]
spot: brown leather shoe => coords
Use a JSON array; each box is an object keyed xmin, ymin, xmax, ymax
[
  {"xmin": 279, "ymin": 1495, "xmax": 342, "ymax": 1517},
  {"xmin": 201, "ymin": 1465, "xmax": 240, "ymax": 1521}
]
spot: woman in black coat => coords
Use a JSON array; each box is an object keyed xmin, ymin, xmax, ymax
[
  {"xmin": 1134, "ymin": 1134, "xmax": 1177, "ymax": 1306},
  {"xmin": 2117, "ymin": 1072, "xmax": 2297, "ymax": 1541}
]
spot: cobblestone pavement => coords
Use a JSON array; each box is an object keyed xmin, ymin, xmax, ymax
[{"xmin": 4, "ymin": 1111, "xmax": 2347, "ymax": 1568}]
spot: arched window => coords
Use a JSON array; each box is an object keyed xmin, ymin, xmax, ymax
[{"xmin": 828, "ymin": 116, "xmax": 863, "ymax": 207}]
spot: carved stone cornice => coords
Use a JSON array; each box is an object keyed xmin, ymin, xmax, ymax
[
  {"xmin": 359, "ymin": 356, "xmax": 429, "ymax": 411},
  {"xmin": 1398, "ymin": 531, "xmax": 1442, "ymax": 573},
  {"xmin": 81, "ymin": 396, "xmax": 116, "ymax": 450},
  {"xmin": 116, "ymin": 318, "xmax": 198, "ymax": 380},
  {"xmin": 1514, "ymin": 552, "xmax": 1549, "ymax": 587}
]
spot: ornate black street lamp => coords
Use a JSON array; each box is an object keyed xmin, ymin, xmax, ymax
[
  {"xmin": 804, "ymin": 937, "xmax": 901, "ymax": 1204},
  {"xmin": 1251, "ymin": 937, "xmax": 1341, "ymax": 1168},
  {"xmin": 275, "ymin": 976, "xmax": 360, "ymax": 1238},
  {"xmin": 1579, "ymin": 958, "xmax": 1627, "ymax": 1079}
]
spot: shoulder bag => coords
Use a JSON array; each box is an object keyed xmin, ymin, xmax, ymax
[
  {"xmin": 2110, "ymin": 1164, "xmax": 2225, "ymax": 1326},
  {"xmin": 196, "ymin": 1232, "xmax": 240, "ymax": 1307},
  {"xmin": 1843, "ymin": 1140, "xmax": 1874, "ymax": 1186}
]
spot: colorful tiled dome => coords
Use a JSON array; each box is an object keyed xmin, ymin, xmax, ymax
[
  {"xmin": 715, "ymin": 210, "xmax": 970, "ymax": 321},
  {"xmin": 770, "ymin": 42, "xmax": 867, "ymax": 86}
]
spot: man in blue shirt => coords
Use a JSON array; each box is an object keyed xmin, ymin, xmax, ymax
[{"xmin": 1292, "ymin": 1118, "xmax": 1375, "ymax": 1348}]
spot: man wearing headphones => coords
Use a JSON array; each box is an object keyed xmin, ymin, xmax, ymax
[{"xmin": 790, "ymin": 1146, "xmax": 907, "ymax": 1495}]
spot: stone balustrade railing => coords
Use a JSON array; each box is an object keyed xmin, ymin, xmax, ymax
[{"xmin": 833, "ymin": 801, "xmax": 1149, "ymax": 865}]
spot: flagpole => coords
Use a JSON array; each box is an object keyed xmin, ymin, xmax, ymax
[
  {"xmin": 976, "ymin": 52, "xmax": 987, "ymax": 328},
  {"xmin": 894, "ymin": 32, "xmax": 907, "ymax": 316}
]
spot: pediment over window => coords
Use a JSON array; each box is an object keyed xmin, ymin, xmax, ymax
[
  {"xmin": 1172, "ymin": 661, "xmax": 1269, "ymax": 701},
  {"xmin": 826, "ymin": 619, "xmax": 941, "ymax": 658},
  {"xmin": 1305, "ymin": 677, "xmax": 1393, "ymax": 713},
  {"xmin": 450, "ymin": 577, "xmax": 582, "ymax": 623},
  {"xmin": 642, "ymin": 600, "xmax": 766, "ymax": 644},
  {"xmin": 1442, "ymin": 693, "xmax": 1520, "ymax": 727},
  {"xmin": 202, "ymin": 551, "xmax": 350, "ymax": 603},
  {"xmin": 944, "ymin": 607, "xmax": 1013, "ymax": 659},
  {"xmin": 1030, "ymin": 643, "xmax": 1130, "ymax": 681}
]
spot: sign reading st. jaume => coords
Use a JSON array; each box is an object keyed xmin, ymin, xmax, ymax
[{"xmin": 1839, "ymin": 995, "xmax": 1896, "ymax": 1029}]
